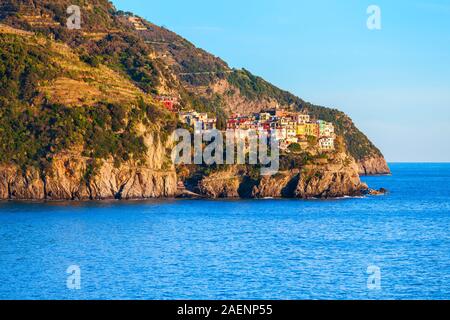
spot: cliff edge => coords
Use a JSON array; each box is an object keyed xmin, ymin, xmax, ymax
[{"xmin": 197, "ymin": 154, "xmax": 368, "ymax": 199}]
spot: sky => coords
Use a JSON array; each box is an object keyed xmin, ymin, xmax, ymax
[{"xmin": 112, "ymin": 0, "xmax": 450, "ymax": 162}]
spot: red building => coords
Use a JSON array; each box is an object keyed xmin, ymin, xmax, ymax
[
  {"xmin": 227, "ymin": 119, "xmax": 238, "ymax": 130},
  {"xmin": 155, "ymin": 96, "xmax": 179, "ymax": 112}
]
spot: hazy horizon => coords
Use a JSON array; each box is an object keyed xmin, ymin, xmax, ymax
[{"xmin": 112, "ymin": 0, "xmax": 450, "ymax": 162}]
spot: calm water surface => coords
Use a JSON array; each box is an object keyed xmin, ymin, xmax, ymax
[{"xmin": 0, "ymin": 163, "xmax": 449, "ymax": 299}]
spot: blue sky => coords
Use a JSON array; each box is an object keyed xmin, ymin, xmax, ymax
[{"xmin": 112, "ymin": 0, "xmax": 450, "ymax": 162}]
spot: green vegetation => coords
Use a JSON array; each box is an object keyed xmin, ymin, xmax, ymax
[
  {"xmin": 76, "ymin": 33, "xmax": 163, "ymax": 95},
  {"xmin": 1, "ymin": 0, "xmax": 117, "ymax": 31},
  {"xmin": 0, "ymin": 33, "xmax": 175, "ymax": 172},
  {"xmin": 307, "ymin": 135, "xmax": 318, "ymax": 147},
  {"xmin": 288, "ymin": 143, "xmax": 302, "ymax": 153},
  {"xmin": 227, "ymin": 68, "xmax": 287, "ymax": 105},
  {"xmin": 0, "ymin": 34, "xmax": 58, "ymax": 103},
  {"xmin": 227, "ymin": 69, "xmax": 299, "ymax": 103},
  {"xmin": 173, "ymin": 46, "xmax": 228, "ymax": 87},
  {"xmin": 0, "ymin": 100, "xmax": 173, "ymax": 171},
  {"xmin": 279, "ymin": 153, "xmax": 312, "ymax": 171}
]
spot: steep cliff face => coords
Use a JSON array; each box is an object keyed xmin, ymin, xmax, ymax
[
  {"xmin": 197, "ymin": 152, "xmax": 368, "ymax": 199},
  {"xmin": 0, "ymin": 133, "xmax": 177, "ymax": 200},
  {"xmin": 358, "ymin": 156, "xmax": 391, "ymax": 175}
]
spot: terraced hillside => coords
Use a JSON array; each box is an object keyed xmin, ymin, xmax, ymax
[
  {"xmin": 0, "ymin": 0, "xmax": 389, "ymax": 174},
  {"xmin": 0, "ymin": 0, "xmax": 390, "ymax": 194}
]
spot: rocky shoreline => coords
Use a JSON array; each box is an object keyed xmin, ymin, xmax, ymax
[
  {"xmin": 0, "ymin": 163, "xmax": 387, "ymax": 202},
  {"xmin": 0, "ymin": 137, "xmax": 388, "ymax": 201},
  {"xmin": 194, "ymin": 162, "xmax": 386, "ymax": 200}
]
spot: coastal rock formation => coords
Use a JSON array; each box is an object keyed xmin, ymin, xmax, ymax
[
  {"xmin": 198, "ymin": 173, "xmax": 241, "ymax": 199},
  {"xmin": 0, "ymin": 166, "xmax": 44, "ymax": 200},
  {"xmin": 0, "ymin": 159, "xmax": 177, "ymax": 201},
  {"xmin": 197, "ymin": 153, "xmax": 368, "ymax": 199},
  {"xmin": 358, "ymin": 156, "xmax": 391, "ymax": 175},
  {"xmin": 0, "ymin": 135, "xmax": 178, "ymax": 201},
  {"xmin": 368, "ymin": 188, "xmax": 388, "ymax": 196}
]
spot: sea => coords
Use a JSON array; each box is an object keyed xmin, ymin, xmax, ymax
[{"xmin": 0, "ymin": 163, "xmax": 449, "ymax": 300}]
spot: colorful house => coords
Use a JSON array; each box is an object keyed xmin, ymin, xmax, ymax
[
  {"xmin": 271, "ymin": 127, "xmax": 287, "ymax": 141},
  {"xmin": 296, "ymin": 124, "xmax": 307, "ymax": 136},
  {"xmin": 305, "ymin": 123, "xmax": 319, "ymax": 137},
  {"xmin": 286, "ymin": 121, "xmax": 297, "ymax": 138},
  {"xmin": 258, "ymin": 112, "xmax": 272, "ymax": 122},
  {"xmin": 319, "ymin": 137, "xmax": 335, "ymax": 150},
  {"xmin": 204, "ymin": 119, "xmax": 217, "ymax": 130},
  {"xmin": 155, "ymin": 96, "xmax": 179, "ymax": 112},
  {"xmin": 318, "ymin": 120, "xmax": 334, "ymax": 137},
  {"xmin": 227, "ymin": 119, "xmax": 238, "ymax": 130},
  {"xmin": 179, "ymin": 111, "xmax": 217, "ymax": 130}
]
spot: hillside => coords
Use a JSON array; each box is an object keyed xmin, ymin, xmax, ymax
[
  {"xmin": 0, "ymin": 0, "xmax": 389, "ymax": 200},
  {"xmin": 0, "ymin": 21, "xmax": 178, "ymax": 200},
  {"xmin": 0, "ymin": 0, "xmax": 390, "ymax": 175}
]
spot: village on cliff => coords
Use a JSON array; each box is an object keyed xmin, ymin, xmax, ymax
[
  {"xmin": 127, "ymin": 14, "xmax": 337, "ymax": 153},
  {"xmin": 155, "ymin": 96, "xmax": 336, "ymax": 152}
]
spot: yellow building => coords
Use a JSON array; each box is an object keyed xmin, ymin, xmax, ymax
[
  {"xmin": 296, "ymin": 124, "xmax": 306, "ymax": 136},
  {"xmin": 305, "ymin": 123, "xmax": 319, "ymax": 137},
  {"xmin": 259, "ymin": 112, "xmax": 271, "ymax": 121}
]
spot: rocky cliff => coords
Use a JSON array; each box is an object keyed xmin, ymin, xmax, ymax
[
  {"xmin": 0, "ymin": 134, "xmax": 177, "ymax": 201},
  {"xmin": 0, "ymin": 20, "xmax": 180, "ymax": 200},
  {"xmin": 0, "ymin": 160, "xmax": 177, "ymax": 200},
  {"xmin": 358, "ymin": 156, "xmax": 391, "ymax": 175},
  {"xmin": 197, "ymin": 151, "xmax": 369, "ymax": 199}
]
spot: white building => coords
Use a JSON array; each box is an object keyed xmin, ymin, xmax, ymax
[
  {"xmin": 271, "ymin": 127, "xmax": 287, "ymax": 141},
  {"xmin": 295, "ymin": 113, "xmax": 311, "ymax": 124},
  {"xmin": 319, "ymin": 137, "xmax": 335, "ymax": 150},
  {"xmin": 318, "ymin": 120, "xmax": 335, "ymax": 137},
  {"xmin": 179, "ymin": 111, "xmax": 216, "ymax": 130},
  {"xmin": 258, "ymin": 112, "xmax": 272, "ymax": 122}
]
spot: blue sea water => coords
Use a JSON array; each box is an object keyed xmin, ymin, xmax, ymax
[{"xmin": 0, "ymin": 163, "xmax": 449, "ymax": 300}]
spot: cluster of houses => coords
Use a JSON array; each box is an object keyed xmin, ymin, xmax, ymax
[
  {"xmin": 179, "ymin": 111, "xmax": 218, "ymax": 131},
  {"xmin": 226, "ymin": 109, "xmax": 335, "ymax": 151},
  {"xmin": 153, "ymin": 94, "xmax": 335, "ymax": 151},
  {"xmin": 177, "ymin": 108, "xmax": 335, "ymax": 151}
]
